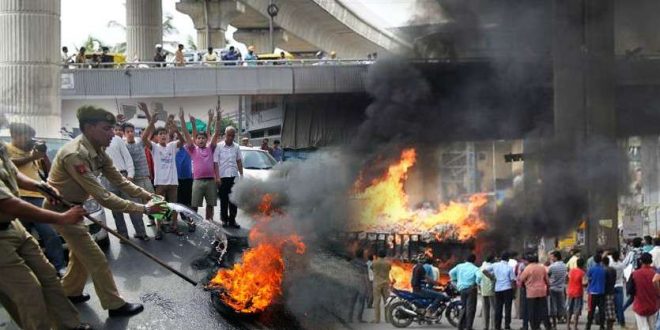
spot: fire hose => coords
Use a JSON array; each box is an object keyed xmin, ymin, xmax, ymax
[{"xmin": 36, "ymin": 184, "xmax": 199, "ymax": 286}]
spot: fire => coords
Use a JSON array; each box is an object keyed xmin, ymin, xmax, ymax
[
  {"xmin": 352, "ymin": 148, "xmax": 489, "ymax": 240},
  {"xmin": 208, "ymin": 194, "xmax": 306, "ymax": 314},
  {"xmin": 390, "ymin": 260, "xmax": 414, "ymax": 290}
]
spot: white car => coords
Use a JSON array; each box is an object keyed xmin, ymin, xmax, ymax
[{"xmin": 240, "ymin": 146, "xmax": 277, "ymax": 180}]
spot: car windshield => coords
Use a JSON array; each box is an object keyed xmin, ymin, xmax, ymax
[{"xmin": 241, "ymin": 149, "xmax": 276, "ymax": 169}]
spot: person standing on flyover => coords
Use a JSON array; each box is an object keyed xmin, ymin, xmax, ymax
[
  {"xmin": 44, "ymin": 106, "xmax": 166, "ymax": 317},
  {"xmin": 0, "ymin": 114, "xmax": 92, "ymax": 330}
]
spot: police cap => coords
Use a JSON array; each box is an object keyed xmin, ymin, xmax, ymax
[{"xmin": 77, "ymin": 105, "xmax": 116, "ymax": 127}]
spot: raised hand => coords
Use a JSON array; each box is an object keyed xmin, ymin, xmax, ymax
[{"xmin": 179, "ymin": 106, "xmax": 185, "ymax": 119}]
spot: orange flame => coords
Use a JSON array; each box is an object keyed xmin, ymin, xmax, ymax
[
  {"xmin": 209, "ymin": 194, "xmax": 306, "ymax": 314},
  {"xmin": 390, "ymin": 260, "xmax": 414, "ymax": 291},
  {"xmin": 352, "ymin": 148, "xmax": 489, "ymax": 240}
]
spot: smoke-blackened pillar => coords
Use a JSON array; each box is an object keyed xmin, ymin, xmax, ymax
[
  {"xmin": 0, "ymin": 0, "xmax": 61, "ymax": 137},
  {"xmin": 126, "ymin": 0, "xmax": 162, "ymax": 61},
  {"xmin": 553, "ymin": 0, "xmax": 618, "ymax": 253}
]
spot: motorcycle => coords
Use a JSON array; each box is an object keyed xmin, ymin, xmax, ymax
[{"xmin": 386, "ymin": 284, "xmax": 462, "ymax": 328}]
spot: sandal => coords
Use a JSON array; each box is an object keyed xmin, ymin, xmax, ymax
[
  {"xmin": 134, "ymin": 234, "xmax": 150, "ymax": 241},
  {"xmin": 171, "ymin": 229, "xmax": 184, "ymax": 236},
  {"xmin": 155, "ymin": 232, "xmax": 163, "ymax": 240}
]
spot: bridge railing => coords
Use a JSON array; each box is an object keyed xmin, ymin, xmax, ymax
[
  {"xmin": 62, "ymin": 59, "xmax": 375, "ymax": 69},
  {"xmin": 60, "ymin": 61, "xmax": 370, "ymax": 98}
]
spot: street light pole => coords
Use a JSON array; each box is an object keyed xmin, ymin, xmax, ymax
[{"xmin": 268, "ymin": 0, "xmax": 274, "ymax": 53}]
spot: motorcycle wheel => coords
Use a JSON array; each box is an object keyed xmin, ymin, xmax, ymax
[
  {"xmin": 388, "ymin": 301, "xmax": 415, "ymax": 328},
  {"xmin": 445, "ymin": 302, "xmax": 462, "ymax": 328}
]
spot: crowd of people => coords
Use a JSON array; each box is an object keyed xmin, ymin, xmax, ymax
[
  {"xmin": 62, "ymin": 43, "xmax": 365, "ymax": 68},
  {"xmin": 348, "ymin": 237, "xmax": 660, "ymax": 330}
]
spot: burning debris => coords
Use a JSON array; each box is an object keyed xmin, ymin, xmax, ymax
[
  {"xmin": 351, "ymin": 148, "xmax": 489, "ymax": 240},
  {"xmin": 207, "ymin": 195, "xmax": 306, "ymax": 314}
]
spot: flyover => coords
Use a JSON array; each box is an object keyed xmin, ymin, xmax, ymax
[{"xmin": 175, "ymin": 0, "xmax": 412, "ymax": 58}]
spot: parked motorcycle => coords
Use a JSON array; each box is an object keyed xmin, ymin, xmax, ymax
[{"xmin": 386, "ymin": 284, "xmax": 462, "ymax": 328}]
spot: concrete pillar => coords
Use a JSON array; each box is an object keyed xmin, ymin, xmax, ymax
[
  {"xmin": 126, "ymin": 0, "xmax": 162, "ymax": 62},
  {"xmin": 176, "ymin": 0, "xmax": 245, "ymax": 50},
  {"xmin": 234, "ymin": 29, "xmax": 287, "ymax": 54},
  {"xmin": 0, "ymin": 0, "xmax": 61, "ymax": 137},
  {"xmin": 553, "ymin": 0, "xmax": 618, "ymax": 253}
]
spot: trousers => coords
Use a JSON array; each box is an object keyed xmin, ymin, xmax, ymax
[
  {"xmin": 0, "ymin": 220, "xmax": 80, "ymax": 329},
  {"xmin": 495, "ymin": 289, "xmax": 514, "ymax": 330}
]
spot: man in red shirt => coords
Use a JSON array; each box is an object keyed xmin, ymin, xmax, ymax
[
  {"xmin": 518, "ymin": 255, "xmax": 551, "ymax": 330},
  {"xmin": 566, "ymin": 257, "xmax": 586, "ymax": 330},
  {"xmin": 630, "ymin": 253, "xmax": 659, "ymax": 330}
]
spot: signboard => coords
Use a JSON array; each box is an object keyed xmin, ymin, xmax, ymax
[
  {"xmin": 622, "ymin": 215, "xmax": 643, "ymax": 239},
  {"xmin": 558, "ymin": 231, "xmax": 577, "ymax": 250},
  {"xmin": 61, "ymin": 73, "xmax": 74, "ymax": 89}
]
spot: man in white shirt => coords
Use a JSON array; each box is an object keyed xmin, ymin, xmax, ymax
[
  {"xmin": 203, "ymin": 47, "xmax": 218, "ymax": 66},
  {"xmin": 650, "ymin": 237, "xmax": 660, "ymax": 269},
  {"xmin": 213, "ymin": 126, "xmax": 243, "ymax": 228},
  {"xmin": 101, "ymin": 123, "xmax": 149, "ymax": 241}
]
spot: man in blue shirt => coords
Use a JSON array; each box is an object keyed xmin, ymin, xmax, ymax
[
  {"xmin": 175, "ymin": 147, "xmax": 195, "ymax": 233},
  {"xmin": 450, "ymin": 254, "xmax": 481, "ymax": 330},
  {"xmin": 484, "ymin": 253, "xmax": 516, "ymax": 330},
  {"xmin": 586, "ymin": 253, "xmax": 606, "ymax": 330}
]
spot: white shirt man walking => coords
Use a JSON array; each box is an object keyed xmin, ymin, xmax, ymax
[{"xmin": 213, "ymin": 126, "xmax": 243, "ymax": 228}]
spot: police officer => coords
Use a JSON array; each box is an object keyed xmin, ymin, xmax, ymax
[
  {"xmin": 45, "ymin": 106, "xmax": 165, "ymax": 317},
  {"xmin": 0, "ymin": 114, "xmax": 91, "ymax": 329}
]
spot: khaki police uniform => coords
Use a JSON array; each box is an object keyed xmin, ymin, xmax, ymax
[
  {"xmin": 45, "ymin": 134, "xmax": 152, "ymax": 310},
  {"xmin": 0, "ymin": 141, "xmax": 81, "ymax": 329}
]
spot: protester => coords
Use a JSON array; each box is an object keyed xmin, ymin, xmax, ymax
[
  {"xmin": 175, "ymin": 138, "xmax": 194, "ymax": 229},
  {"xmin": 272, "ymin": 139, "xmax": 283, "ymax": 162},
  {"xmin": 602, "ymin": 256, "xmax": 618, "ymax": 329},
  {"xmin": 643, "ymin": 235, "xmax": 654, "ymax": 253},
  {"xmin": 608, "ymin": 250, "xmax": 626, "ymax": 327},
  {"xmin": 478, "ymin": 255, "xmax": 496, "ymax": 330},
  {"xmin": 261, "ymin": 138, "xmax": 273, "ymax": 155},
  {"xmin": 122, "ymin": 122, "xmax": 156, "ymax": 233},
  {"xmin": 101, "ymin": 123, "xmax": 151, "ymax": 242},
  {"xmin": 175, "ymin": 44, "xmax": 185, "ymax": 67},
  {"xmin": 650, "ymin": 237, "xmax": 660, "ymax": 269},
  {"xmin": 240, "ymin": 137, "xmax": 251, "ymax": 147},
  {"xmin": 449, "ymin": 254, "xmax": 480, "ymax": 330},
  {"xmin": 586, "ymin": 253, "xmax": 606, "ymax": 330},
  {"xmin": 366, "ymin": 253, "xmax": 374, "ymax": 308},
  {"xmin": 484, "ymin": 252, "xmax": 516, "ymax": 330},
  {"xmin": 547, "ymin": 250, "xmax": 567, "ymax": 328},
  {"xmin": 203, "ymin": 47, "xmax": 218, "ymax": 66},
  {"xmin": 179, "ymin": 108, "xmax": 222, "ymax": 222},
  {"xmin": 566, "ymin": 248, "xmax": 581, "ymax": 270},
  {"xmin": 213, "ymin": 126, "xmax": 243, "ymax": 228},
  {"xmin": 566, "ymin": 257, "xmax": 586, "ymax": 330},
  {"xmin": 370, "ymin": 249, "xmax": 391, "ymax": 323},
  {"xmin": 629, "ymin": 253, "xmax": 659, "ymax": 330},
  {"xmin": 622, "ymin": 237, "xmax": 644, "ymax": 311},
  {"xmin": 140, "ymin": 103, "xmax": 185, "ymax": 239},
  {"xmin": 518, "ymin": 255, "xmax": 551, "ymax": 330}
]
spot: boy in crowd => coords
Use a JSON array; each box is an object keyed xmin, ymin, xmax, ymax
[
  {"xmin": 122, "ymin": 122, "xmax": 155, "ymax": 238},
  {"xmin": 566, "ymin": 257, "xmax": 585, "ymax": 330},
  {"xmin": 140, "ymin": 103, "xmax": 184, "ymax": 239},
  {"xmin": 179, "ymin": 107, "xmax": 222, "ymax": 221}
]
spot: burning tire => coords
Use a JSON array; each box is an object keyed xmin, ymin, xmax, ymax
[
  {"xmin": 445, "ymin": 301, "xmax": 461, "ymax": 328},
  {"xmin": 388, "ymin": 301, "xmax": 415, "ymax": 328}
]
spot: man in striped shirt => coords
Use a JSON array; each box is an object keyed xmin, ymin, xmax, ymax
[
  {"xmin": 121, "ymin": 122, "xmax": 154, "ymax": 240},
  {"xmin": 548, "ymin": 251, "xmax": 568, "ymax": 328}
]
